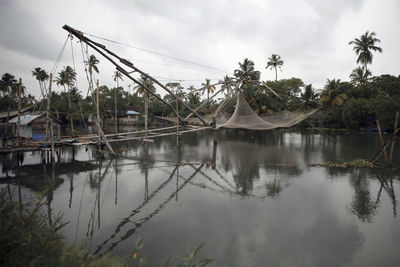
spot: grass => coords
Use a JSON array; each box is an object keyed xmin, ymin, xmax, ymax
[{"xmin": 309, "ymin": 159, "xmax": 374, "ymax": 168}]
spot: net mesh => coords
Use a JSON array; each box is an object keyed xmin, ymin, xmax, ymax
[{"xmin": 217, "ymin": 92, "xmax": 319, "ymax": 130}]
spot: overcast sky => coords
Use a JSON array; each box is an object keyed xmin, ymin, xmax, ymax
[{"xmin": 1, "ymin": 0, "xmax": 399, "ymax": 99}]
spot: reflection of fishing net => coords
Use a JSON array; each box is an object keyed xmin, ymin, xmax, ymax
[{"xmin": 217, "ymin": 92, "xmax": 319, "ymax": 130}]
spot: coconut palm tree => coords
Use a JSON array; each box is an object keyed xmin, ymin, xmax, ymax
[
  {"xmin": 112, "ymin": 70, "xmax": 123, "ymax": 133},
  {"xmin": 321, "ymin": 79, "xmax": 348, "ymax": 108},
  {"xmin": 349, "ymin": 67, "xmax": 371, "ymax": 87},
  {"xmin": 56, "ymin": 66, "xmax": 77, "ymax": 136},
  {"xmin": 300, "ymin": 84, "xmax": 319, "ymax": 110},
  {"xmin": 201, "ymin": 79, "xmax": 216, "ymax": 106},
  {"xmin": 32, "ymin": 67, "xmax": 49, "ymax": 97},
  {"xmin": 234, "ymin": 58, "xmax": 261, "ymax": 82},
  {"xmin": 219, "ymin": 75, "xmax": 234, "ymax": 96},
  {"xmin": 0, "ymin": 73, "xmax": 18, "ymax": 96},
  {"xmin": 266, "ymin": 54, "xmax": 284, "ymax": 81},
  {"xmin": 134, "ymin": 75, "xmax": 156, "ymax": 137},
  {"xmin": 349, "ymin": 31, "xmax": 382, "ymax": 71},
  {"xmin": 87, "ymin": 55, "xmax": 99, "ymax": 96}
]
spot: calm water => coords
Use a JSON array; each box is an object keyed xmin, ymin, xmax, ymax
[{"xmin": 1, "ymin": 129, "xmax": 400, "ymax": 267}]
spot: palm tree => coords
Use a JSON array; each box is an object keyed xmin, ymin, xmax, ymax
[
  {"xmin": 266, "ymin": 54, "xmax": 284, "ymax": 81},
  {"xmin": 112, "ymin": 70, "xmax": 123, "ymax": 133},
  {"xmin": 201, "ymin": 79, "xmax": 216, "ymax": 106},
  {"xmin": 349, "ymin": 67, "xmax": 371, "ymax": 87},
  {"xmin": 219, "ymin": 75, "xmax": 234, "ymax": 96},
  {"xmin": 300, "ymin": 84, "xmax": 319, "ymax": 110},
  {"xmin": 32, "ymin": 67, "xmax": 49, "ymax": 97},
  {"xmin": 321, "ymin": 79, "xmax": 348, "ymax": 108},
  {"xmin": 349, "ymin": 31, "xmax": 382, "ymax": 71},
  {"xmin": 234, "ymin": 58, "xmax": 261, "ymax": 82},
  {"xmin": 56, "ymin": 66, "xmax": 77, "ymax": 135},
  {"xmin": 134, "ymin": 75, "xmax": 156, "ymax": 137},
  {"xmin": 0, "ymin": 73, "xmax": 18, "ymax": 96},
  {"xmin": 87, "ymin": 55, "xmax": 99, "ymax": 96}
]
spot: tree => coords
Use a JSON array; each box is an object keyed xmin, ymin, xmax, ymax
[
  {"xmin": 201, "ymin": 79, "xmax": 215, "ymax": 105},
  {"xmin": 321, "ymin": 79, "xmax": 348, "ymax": 108},
  {"xmin": 234, "ymin": 58, "xmax": 260, "ymax": 82},
  {"xmin": 87, "ymin": 54, "xmax": 99, "ymax": 96},
  {"xmin": 349, "ymin": 31, "xmax": 382, "ymax": 71},
  {"xmin": 56, "ymin": 66, "xmax": 77, "ymax": 135},
  {"xmin": 112, "ymin": 70, "xmax": 123, "ymax": 133},
  {"xmin": 266, "ymin": 54, "xmax": 284, "ymax": 81},
  {"xmin": 0, "ymin": 73, "xmax": 18, "ymax": 96},
  {"xmin": 32, "ymin": 67, "xmax": 49, "ymax": 98},
  {"xmin": 300, "ymin": 84, "xmax": 319, "ymax": 110},
  {"xmin": 349, "ymin": 67, "xmax": 371, "ymax": 87},
  {"xmin": 135, "ymin": 75, "xmax": 156, "ymax": 136},
  {"xmin": 219, "ymin": 75, "xmax": 234, "ymax": 96}
]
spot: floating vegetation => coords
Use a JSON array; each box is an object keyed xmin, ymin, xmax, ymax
[{"xmin": 309, "ymin": 159, "xmax": 374, "ymax": 168}]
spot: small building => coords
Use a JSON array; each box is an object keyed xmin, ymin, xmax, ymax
[
  {"xmin": 0, "ymin": 106, "xmax": 33, "ymax": 123},
  {"xmin": 9, "ymin": 111, "xmax": 62, "ymax": 140},
  {"xmin": 118, "ymin": 108, "xmax": 140, "ymax": 125}
]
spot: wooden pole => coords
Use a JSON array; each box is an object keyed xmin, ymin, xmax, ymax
[
  {"xmin": 145, "ymin": 91, "xmax": 148, "ymax": 138},
  {"xmin": 114, "ymin": 87, "xmax": 118, "ymax": 134},
  {"xmin": 96, "ymin": 80, "xmax": 102, "ymax": 154},
  {"xmin": 376, "ymin": 120, "xmax": 389, "ymax": 164},
  {"xmin": 176, "ymin": 93, "xmax": 180, "ymax": 147},
  {"xmin": 46, "ymin": 74, "xmax": 52, "ymax": 141},
  {"xmin": 63, "ymin": 25, "xmax": 206, "ymax": 125},
  {"xmin": 370, "ymin": 128, "xmax": 400, "ymax": 164},
  {"xmin": 389, "ymin": 112, "xmax": 399, "ymax": 164},
  {"xmin": 16, "ymin": 78, "xmax": 22, "ymax": 146},
  {"xmin": 56, "ymin": 111, "xmax": 61, "ymax": 137},
  {"xmin": 68, "ymin": 87, "xmax": 74, "ymax": 137},
  {"xmin": 4, "ymin": 107, "xmax": 10, "ymax": 148}
]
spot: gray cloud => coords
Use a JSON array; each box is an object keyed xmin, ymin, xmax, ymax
[{"xmin": 0, "ymin": 0, "xmax": 399, "ymax": 98}]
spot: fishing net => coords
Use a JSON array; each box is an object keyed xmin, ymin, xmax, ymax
[{"xmin": 217, "ymin": 92, "xmax": 319, "ymax": 130}]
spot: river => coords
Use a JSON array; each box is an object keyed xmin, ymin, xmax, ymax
[{"xmin": 1, "ymin": 129, "xmax": 400, "ymax": 266}]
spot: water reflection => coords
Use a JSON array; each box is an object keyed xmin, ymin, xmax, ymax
[{"xmin": 1, "ymin": 130, "xmax": 400, "ymax": 266}]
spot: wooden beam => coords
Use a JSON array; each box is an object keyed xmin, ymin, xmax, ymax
[
  {"xmin": 370, "ymin": 128, "xmax": 399, "ymax": 164},
  {"xmin": 376, "ymin": 120, "xmax": 389, "ymax": 164},
  {"xmin": 63, "ymin": 25, "xmax": 189, "ymax": 124},
  {"xmin": 389, "ymin": 112, "xmax": 399, "ymax": 164},
  {"xmin": 16, "ymin": 78, "xmax": 22, "ymax": 145}
]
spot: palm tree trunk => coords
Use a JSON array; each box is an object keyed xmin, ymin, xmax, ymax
[
  {"xmin": 67, "ymin": 87, "xmax": 74, "ymax": 137},
  {"xmin": 275, "ymin": 67, "xmax": 278, "ymax": 82},
  {"xmin": 114, "ymin": 87, "xmax": 117, "ymax": 134}
]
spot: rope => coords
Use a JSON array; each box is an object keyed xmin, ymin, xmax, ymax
[
  {"xmin": 83, "ymin": 31, "xmax": 230, "ymax": 74},
  {"xmin": 69, "ymin": 35, "xmax": 89, "ymax": 133},
  {"xmin": 51, "ymin": 35, "xmax": 69, "ymax": 76}
]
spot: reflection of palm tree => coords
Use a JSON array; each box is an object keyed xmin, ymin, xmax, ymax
[{"xmin": 349, "ymin": 169, "xmax": 377, "ymax": 222}]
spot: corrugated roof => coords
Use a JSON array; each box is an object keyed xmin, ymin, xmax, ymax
[
  {"xmin": 0, "ymin": 106, "xmax": 33, "ymax": 119},
  {"xmin": 126, "ymin": 110, "xmax": 140, "ymax": 115},
  {"xmin": 9, "ymin": 113, "xmax": 44, "ymax": 126}
]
